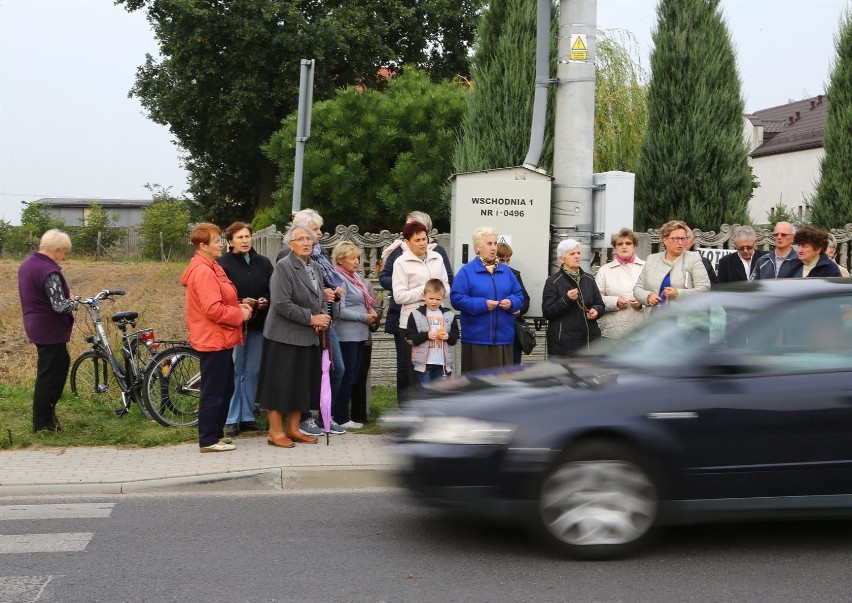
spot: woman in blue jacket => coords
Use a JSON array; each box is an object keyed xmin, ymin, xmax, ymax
[{"xmin": 450, "ymin": 227, "xmax": 524, "ymax": 373}]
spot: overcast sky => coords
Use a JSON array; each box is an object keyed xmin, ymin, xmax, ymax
[{"xmin": 1, "ymin": 0, "xmax": 848, "ymax": 224}]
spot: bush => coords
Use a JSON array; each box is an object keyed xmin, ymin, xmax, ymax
[
  {"xmin": 138, "ymin": 200, "xmax": 191, "ymax": 261},
  {"xmin": 73, "ymin": 203, "xmax": 122, "ymax": 257}
]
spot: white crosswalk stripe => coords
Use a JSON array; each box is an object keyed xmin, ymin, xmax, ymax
[
  {"xmin": 0, "ymin": 532, "xmax": 94, "ymax": 554},
  {"xmin": 0, "ymin": 503, "xmax": 115, "ymax": 521},
  {"xmin": 1, "ymin": 502, "xmax": 115, "ymax": 601}
]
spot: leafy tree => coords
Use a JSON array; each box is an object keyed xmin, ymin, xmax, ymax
[
  {"xmin": 118, "ymin": 0, "xmax": 483, "ymax": 225},
  {"xmin": 810, "ymin": 9, "xmax": 852, "ymax": 228},
  {"xmin": 766, "ymin": 200, "xmax": 809, "ymax": 229},
  {"xmin": 595, "ymin": 29, "xmax": 648, "ymax": 173},
  {"xmin": 0, "ymin": 219, "xmax": 12, "ymax": 255},
  {"xmin": 20, "ymin": 202, "xmax": 65, "ymax": 236},
  {"xmin": 634, "ymin": 0, "xmax": 752, "ymax": 231},
  {"xmin": 264, "ymin": 70, "xmax": 468, "ymax": 232},
  {"xmin": 4, "ymin": 202, "xmax": 67, "ymax": 254},
  {"xmin": 73, "ymin": 203, "xmax": 122, "ymax": 257},
  {"xmin": 138, "ymin": 187, "xmax": 191, "ymax": 261},
  {"xmin": 453, "ymin": 0, "xmax": 553, "ymax": 174}
]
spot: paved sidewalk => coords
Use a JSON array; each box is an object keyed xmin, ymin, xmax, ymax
[{"xmin": 0, "ymin": 434, "xmax": 398, "ymax": 496}]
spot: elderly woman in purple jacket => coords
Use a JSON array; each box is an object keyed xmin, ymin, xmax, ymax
[{"xmin": 18, "ymin": 229, "xmax": 77, "ymax": 432}]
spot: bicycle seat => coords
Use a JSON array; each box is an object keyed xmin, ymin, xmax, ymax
[{"xmin": 111, "ymin": 311, "xmax": 139, "ymax": 323}]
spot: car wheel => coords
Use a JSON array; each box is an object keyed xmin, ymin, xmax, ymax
[{"xmin": 536, "ymin": 440, "xmax": 660, "ymax": 560}]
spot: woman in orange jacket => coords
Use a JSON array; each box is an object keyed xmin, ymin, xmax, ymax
[{"xmin": 181, "ymin": 223, "xmax": 252, "ymax": 452}]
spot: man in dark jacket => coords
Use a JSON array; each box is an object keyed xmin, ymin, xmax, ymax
[
  {"xmin": 18, "ymin": 229, "xmax": 77, "ymax": 432},
  {"xmin": 717, "ymin": 226, "xmax": 765, "ymax": 283},
  {"xmin": 752, "ymin": 222, "xmax": 799, "ymax": 279}
]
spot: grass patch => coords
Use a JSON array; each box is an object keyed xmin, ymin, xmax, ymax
[{"xmin": 0, "ymin": 382, "xmax": 398, "ymax": 450}]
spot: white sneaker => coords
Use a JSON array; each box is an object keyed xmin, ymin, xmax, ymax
[
  {"xmin": 339, "ymin": 420, "xmax": 363, "ymax": 429},
  {"xmin": 200, "ymin": 440, "xmax": 236, "ymax": 453}
]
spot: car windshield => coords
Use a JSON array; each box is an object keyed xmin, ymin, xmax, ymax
[{"xmin": 582, "ymin": 296, "xmax": 753, "ymax": 369}]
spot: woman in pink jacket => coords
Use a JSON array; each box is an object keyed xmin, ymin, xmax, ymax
[{"xmin": 181, "ymin": 223, "xmax": 252, "ymax": 453}]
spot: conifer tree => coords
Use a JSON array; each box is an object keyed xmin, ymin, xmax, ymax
[
  {"xmin": 453, "ymin": 0, "xmax": 550, "ymax": 173},
  {"xmin": 635, "ymin": 0, "xmax": 752, "ymax": 231},
  {"xmin": 810, "ymin": 9, "xmax": 852, "ymax": 229}
]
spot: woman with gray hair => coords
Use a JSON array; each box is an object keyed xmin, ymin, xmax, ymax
[
  {"xmin": 256, "ymin": 224, "xmax": 331, "ymax": 448},
  {"xmin": 450, "ymin": 226, "xmax": 524, "ymax": 371},
  {"xmin": 18, "ymin": 229, "xmax": 77, "ymax": 431},
  {"xmin": 826, "ymin": 233, "xmax": 850, "ymax": 277},
  {"xmin": 276, "ymin": 208, "xmax": 346, "ymax": 435},
  {"xmin": 542, "ymin": 238, "xmax": 605, "ymax": 355}
]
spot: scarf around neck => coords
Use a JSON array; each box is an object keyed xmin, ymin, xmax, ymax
[{"xmin": 335, "ymin": 265, "xmax": 374, "ymax": 312}]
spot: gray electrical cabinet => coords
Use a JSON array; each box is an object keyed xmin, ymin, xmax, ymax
[
  {"xmin": 592, "ymin": 171, "xmax": 635, "ymax": 250},
  {"xmin": 449, "ymin": 166, "xmax": 553, "ymax": 318}
]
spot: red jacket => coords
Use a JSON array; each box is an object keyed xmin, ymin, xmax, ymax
[{"xmin": 181, "ymin": 252, "xmax": 244, "ymax": 352}]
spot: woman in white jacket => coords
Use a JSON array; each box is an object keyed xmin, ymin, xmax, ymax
[
  {"xmin": 634, "ymin": 220, "xmax": 711, "ymax": 312},
  {"xmin": 595, "ymin": 228, "xmax": 646, "ymax": 339},
  {"xmin": 391, "ymin": 220, "xmax": 450, "ymax": 398}
]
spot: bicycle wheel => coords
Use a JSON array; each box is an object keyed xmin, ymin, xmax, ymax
[
  {"xmin": 143, "ymin": 346, "xmax": 201, "ymax": 427},
  {"xmin": 70, "ymin": 350, "xmax": 124, "ymax": 415}
]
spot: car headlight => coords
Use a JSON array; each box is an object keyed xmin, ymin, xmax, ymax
[{"xmin": 407, "ymin": 417, "xmax": 516, "ymax": 445}]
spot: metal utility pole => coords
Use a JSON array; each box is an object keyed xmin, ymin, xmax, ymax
[
  {"xmin": 551, "ymin": 0, "xmax": 596, "ymax": 271},
  {"xmin": 292, "ymin": 59, "xmax": 315, "ymax": 215}
]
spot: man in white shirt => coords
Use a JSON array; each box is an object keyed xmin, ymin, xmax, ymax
[{"xmin": 717, "ymin": 226, "xmax": 764, "ymax": 283}]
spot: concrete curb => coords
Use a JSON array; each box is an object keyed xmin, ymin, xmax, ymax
[{"xmin": 0, "ymin": 466, "xmax": 399, "ymax": 497}]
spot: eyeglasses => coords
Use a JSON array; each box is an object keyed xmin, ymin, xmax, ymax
[
  {"xmin": 736, "ymin": 245, "xmax": 754, "ymax": 252},
  {"xmin": 292, "ymin": 236, "xmax": 314, "ymax": 243},
  {"xmin": 665, "ymin": 237, "xmax": 688, "ymax": 243},
  {"xmin": 772, "ymin": 232, "xmax": 792, "ymax": 238}
]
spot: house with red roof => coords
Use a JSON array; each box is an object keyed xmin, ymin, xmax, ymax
[{"xmin": 744, "ymin": 95, "xmax": 827, "ymax": 225}]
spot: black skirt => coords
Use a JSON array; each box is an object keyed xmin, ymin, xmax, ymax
[{"xmin": 256, "ymin": 338, "xmax": 321, "ymax": 413}]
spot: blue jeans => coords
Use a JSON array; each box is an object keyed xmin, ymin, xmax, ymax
[
  {"xmin": 226, "ymin": 330, "xmax": 263, "ymax": 424},
  {"xmin": 417, "ymin": 364, "xmax": 446, "ymax": 390},
  {"xmin": 335, "ymin": 341, "xmax": 365, "ymax": 424}
]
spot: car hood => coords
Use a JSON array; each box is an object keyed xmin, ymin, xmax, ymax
[{"xmin": 408, "ymin": 359, "xmax": 640, "ymax": 419}]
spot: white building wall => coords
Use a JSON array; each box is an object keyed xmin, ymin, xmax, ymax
[{"xmin": 748, "ymin": 147, "xmax": 823, "ymax": 224}]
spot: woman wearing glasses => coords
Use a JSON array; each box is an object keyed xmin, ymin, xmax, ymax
[
  {"xmin": 256, "ymin": 225, "xmax": 331, "ymax": 448},
  {"xmin": 634, "ymin": 220, "xmax": 711, "ymax": 312},
  {"xmin": 752, "ymin": 221, "xmax": 799, "ymax": 279}
]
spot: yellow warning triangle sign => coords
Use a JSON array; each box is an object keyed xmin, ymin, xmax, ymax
[{"xmin": 571, "ymin": 37, "xmax": 586, "ymax": 52}]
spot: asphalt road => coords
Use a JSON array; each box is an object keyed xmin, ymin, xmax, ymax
[{"xmin": 3, "ymin": 489, "xmax": 852, "ymax": 603}]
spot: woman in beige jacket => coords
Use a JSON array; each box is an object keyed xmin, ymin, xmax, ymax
[
  {"xmin": 634, "ymin": 220, "xmax": 711, "ymax": 312},
  {"xmin": 595, "ymin": 228, "xmax": 646, "ymax": 338}
]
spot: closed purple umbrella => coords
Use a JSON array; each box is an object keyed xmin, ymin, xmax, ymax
[{"xmin": 319, "ymin": 330, "xmax": 332, "ymax": 445}]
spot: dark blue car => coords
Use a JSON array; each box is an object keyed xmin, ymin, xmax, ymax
[{"xmin": 389, "ymin": 278, "xmax": 852, "ymax": 559}]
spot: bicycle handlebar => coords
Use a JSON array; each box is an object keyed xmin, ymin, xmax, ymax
[{"xmin": 77, "ymin": 289, "xmax": 126, "ymax": 306}]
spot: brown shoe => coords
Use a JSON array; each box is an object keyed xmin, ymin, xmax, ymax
[
  {"xmin": 286, "ymin": 431, "xmax": 318, "ymax": 444},
  {"xmin": 267, "ymin": 433, "xmax": 295, "ymax": 448}
]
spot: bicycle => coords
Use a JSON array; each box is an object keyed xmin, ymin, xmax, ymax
[
  {"xmin": 69, "ymin": 289, "xmax": 161, "ymax": 418},
  {"xmin": 142, "ymin": 345, "xmax": 202, "ymax": 428},
  {"xmin": 69, "ymin": 289, "xmax": 203, "ymax": 428}
]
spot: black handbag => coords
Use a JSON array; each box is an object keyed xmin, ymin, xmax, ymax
[{"xmin": 514, "ymin": 318, "xmax": 537, "ymax": 355}]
